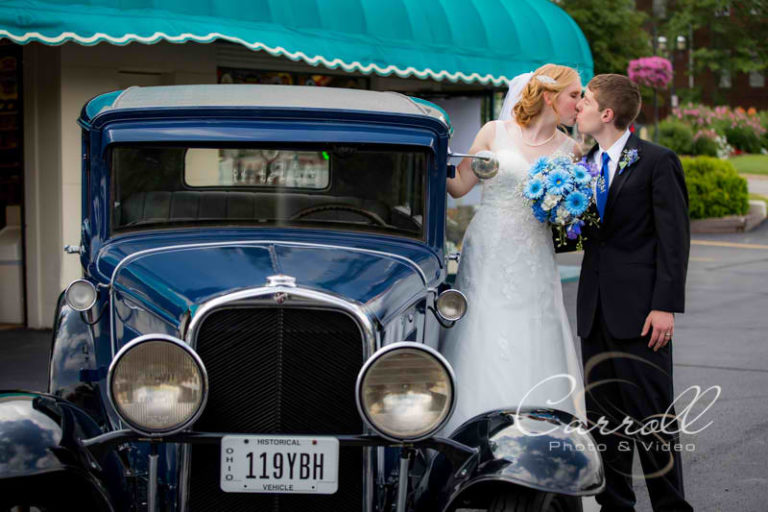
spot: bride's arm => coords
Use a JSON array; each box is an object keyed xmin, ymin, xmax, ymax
[{"xmin": 447, "ymin": 121, "xmax": 494, "ymax": 198}]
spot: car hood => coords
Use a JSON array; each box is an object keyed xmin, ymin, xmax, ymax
[{"xmin": 95, "ymin": 233, "xmax": 442, "ymax": 328}]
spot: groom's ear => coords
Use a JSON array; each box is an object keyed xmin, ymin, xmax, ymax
[{"xmin": 600, "ymin": 107, "xmax": 615, "ymax": 125}]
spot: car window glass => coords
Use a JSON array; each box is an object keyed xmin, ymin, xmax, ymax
[
  {"xmin": 111, "ymin": 145, "xmax": 427, "ymax": 241},
  {"xmin": 185, "ymin": 149, "xmax": 329, "ymax": 189}
]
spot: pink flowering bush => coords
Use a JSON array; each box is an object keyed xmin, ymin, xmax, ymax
[
  {"xmin": 672, "ymin": 103, "xmax": 716, "ymax": 128},
  {"xmin": 673, "ymin": 103, "xmax": 765, "ymax": 135},
  {"xmin": 628, "ymin": 57, "xmax": 673, "ymax": 89},
  {"xmin": 670, "ymin": 103, "xmax": 766, "ymax": 154}
]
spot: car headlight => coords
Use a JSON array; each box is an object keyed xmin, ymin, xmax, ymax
[
  {"xmin": 65, "ymin": 279, "xmax": 97, "ymax": 311},
  {"xmin": 356, "ymin": 342, "xmax": 455, "ymax": 441},
  {"xmin": 436, "ymin": 289, "xmax": 467, "ymax": 322},
  {"xmin": 108, "ymin": 335, "xmax": 208, "ymax": 436}
]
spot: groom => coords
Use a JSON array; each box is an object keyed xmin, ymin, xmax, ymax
[{"xmin": 574, "ymin": 74, "xmax": 693, "ymax": 512}]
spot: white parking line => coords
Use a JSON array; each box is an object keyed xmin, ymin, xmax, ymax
[{"xmin": 692, "ymin": 240, "xmax": 768, "ymax": 250}]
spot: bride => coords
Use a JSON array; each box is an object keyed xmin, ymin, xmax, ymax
[{"xmin": 440, "ymin": 64, "xmax": 587, "ymax": 435}]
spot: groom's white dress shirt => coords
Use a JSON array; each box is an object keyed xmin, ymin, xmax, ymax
[{"xmin": 593, "ymin": 128, "xmax": 632, "ymax": 192}]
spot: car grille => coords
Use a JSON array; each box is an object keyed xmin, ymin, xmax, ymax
[{"xmin": 187, "ymin": 307, "xmax": 366, "ymax": 512}]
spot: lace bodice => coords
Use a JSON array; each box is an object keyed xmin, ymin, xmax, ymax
[{"xmin": 481, "ymin": 121, "xmax": 576, "ymax": 210}]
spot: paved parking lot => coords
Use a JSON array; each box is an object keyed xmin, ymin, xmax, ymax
[
  {"xmin": 559, "ymin": 220, "xmax": 768, "ymax": 512},
  {"xmin": 0, "ymin": 327, "xmax": 50, "ymax": 391}
]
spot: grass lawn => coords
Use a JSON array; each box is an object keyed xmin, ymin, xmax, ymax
[{"xmin": 731, "ymin": 154, "xmax": 768, "ymax": 175}]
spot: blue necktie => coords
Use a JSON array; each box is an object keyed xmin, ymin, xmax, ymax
[{"xmin": 596, "ymin": 152, "xmax": 610, "ymax": 221}]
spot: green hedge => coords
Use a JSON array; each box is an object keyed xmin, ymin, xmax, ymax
[
  {"xmin": 681, "ymin": 157, "xmax": 749, "ymax": 219},
  {"xmin": 760, "ymin": 112, "xmax": 768, "ymax": 150},
  {"xmin": 723, "ymin": 126, "xmax": 763, "ymax": 153},
  {"xmin": 657, "ymin": 119, "xmax": 694, "ymax": 155},
  {"xmin": 692, "ymin": 136, "xmax": 719, "ymax": 157}
]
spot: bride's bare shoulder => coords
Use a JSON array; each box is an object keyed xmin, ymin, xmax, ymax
[
  {"xmin": 479, "ymin": 120, "xmax": 500, "ymax": 137},
  {"xmin": 472, "ymin": 120, "xmax": 500, "ymax": 149}
]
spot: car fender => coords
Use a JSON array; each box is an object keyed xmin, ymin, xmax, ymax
[
  {"xmin": 49, "ymin": 291, "xmax": 110, "ymax": 427},
  {"xmin": 0, "ymin": 392, "xmax": 126, "ymax": 510},
  {"xmin": 414, "ymin": 408, "xmax": 605, "ymax": 511}
]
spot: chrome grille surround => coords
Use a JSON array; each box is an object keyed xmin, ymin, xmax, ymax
[{"xmin": 179, "ymin": 285, "xmax": 377, "ymax": 512}]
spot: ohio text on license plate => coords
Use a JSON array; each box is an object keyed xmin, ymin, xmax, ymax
[{"xmin": 220, "ymin": 435, "xmax": 339, "ymax": 494}]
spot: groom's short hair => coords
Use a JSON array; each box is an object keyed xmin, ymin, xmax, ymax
[{"xmin": 587, "ymin": 74, "xmax": 642, "ymax": 130}]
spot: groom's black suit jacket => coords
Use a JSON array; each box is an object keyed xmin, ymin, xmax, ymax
[{"xmin": 577, "ymin": 133, "xmax": 690, "ymax": 339}]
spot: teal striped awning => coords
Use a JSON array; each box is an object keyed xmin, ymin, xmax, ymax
[{"xmin": 0, "ymin": 0, "xmax": 593, "ymax": 86}]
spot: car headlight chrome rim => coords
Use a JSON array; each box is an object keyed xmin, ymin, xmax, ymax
[
  {"xmin": 356, "ymin": 342, "xmax": 455, "ymax": 442},
  {"xmin": 436, "ymin": 289, "xmax": 467, "ymax": 322},
  {"xmin": 65, "ymin": 279, "xmax": 97, "ymax": 311},
  {"xmin": 108, "ymin": 335, "xmax": 208, "ymax": 436}
]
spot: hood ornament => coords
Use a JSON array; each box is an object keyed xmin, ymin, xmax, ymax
[{"xmin": 267, "ymin": 274, "xmax": 297, "ymax": 288}]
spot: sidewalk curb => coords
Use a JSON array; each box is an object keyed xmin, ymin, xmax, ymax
[
  {"xmin": 691, "ymin": 201, "xmax": 767, "ymax": 234},
  {"xmin": 559, "ymin": 265, "xmax": 580, "ymax": 283}
]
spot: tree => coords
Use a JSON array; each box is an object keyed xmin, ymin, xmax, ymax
[
  {"xmin": 661, "ymin": 0, "xmax": 767, "ymax": 77},
  {"xmin": 552, "ymin": 0, "xmax": 650, "ymax": 75}
]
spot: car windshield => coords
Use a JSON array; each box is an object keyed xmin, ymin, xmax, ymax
[{"xmin": 111, "ymin": 144, "xmax": 427, "ymax": 239}]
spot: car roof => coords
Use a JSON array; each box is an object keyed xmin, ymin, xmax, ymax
[{"xmin": 82, "ymin": 84, "xmax": 451, "ymax": 129}]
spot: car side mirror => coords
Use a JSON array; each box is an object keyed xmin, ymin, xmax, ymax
[{"xmin": 448, "ymin": 150, "xmax": 499, "ymax": 180}]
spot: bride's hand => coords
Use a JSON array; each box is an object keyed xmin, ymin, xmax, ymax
[
  {"xmin": 570, "ymin": 140, "xmax": 583, "ymax": 161},
  {"xmin": 448, "ymin": 121, "xmax": 495, "ymax": 198}
]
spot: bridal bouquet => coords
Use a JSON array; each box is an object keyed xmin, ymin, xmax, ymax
[{"xmin": 521, "ymin": 155, "xmax": 599, "ymax": 249}]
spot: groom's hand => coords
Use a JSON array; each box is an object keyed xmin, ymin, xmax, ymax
[{"xmin": 642, "ymin": 310, "xmax": 675, "ymax": 351}]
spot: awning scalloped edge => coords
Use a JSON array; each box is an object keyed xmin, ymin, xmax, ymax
[{"xmin": 0, "ymin": 29, "xmax": 510, "ymax": 86}]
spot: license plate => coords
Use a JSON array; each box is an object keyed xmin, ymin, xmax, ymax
[{"xmin": 220, "ymin": 435, "xmax": 339, "ymax": 494}]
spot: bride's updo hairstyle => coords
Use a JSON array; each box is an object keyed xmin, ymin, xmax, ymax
[{"xmin": 513, "ymin": 64, "xmax": 580, "ymax": 127}]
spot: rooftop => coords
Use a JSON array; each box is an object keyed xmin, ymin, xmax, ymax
[{"xmin": 83, "ymin": 84, "xmax": 450, "ymax": 128}]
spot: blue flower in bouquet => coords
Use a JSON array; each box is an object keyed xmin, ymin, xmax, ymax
[
  {"xmin": 546, "ymin": 169, "xmax": 573, "ymax": 195},
  {"xmin": 564, "ymin": 190, "xmax": 589, "ymax": 216},
  {"xmin": 572, "ymin": 165, "xmax": 592, "ymax": 186},
  {"xmin": 529, "ymin": 157, "xmax": 549, "ymax": 176},
  {"xmin": 531, "ymin": 202, "xmax": 548, "ymax": 223},
  {"xmin": 579, "ymin": 157, "xmax": 599, "ymax": 177},
  {"xmin": 566, "ymin": 221, "xmax": 584, "ymax": 240},
  {"xmin": 552, "ymin": 155, "xmax": 572, "ymax": 168},
  {"xmin": 523, "ymin": 177, "xmax": 545, "ymax": 199}
]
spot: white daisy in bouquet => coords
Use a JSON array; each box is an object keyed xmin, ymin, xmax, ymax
[{"xmin": 521, "ymin": 155, "xmax": 599, "ymax": 249}]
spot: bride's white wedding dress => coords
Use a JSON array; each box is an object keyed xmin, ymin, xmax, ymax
[{"xmin": 440, "ymin": 121, "xmax": 587, "ymax": 435}]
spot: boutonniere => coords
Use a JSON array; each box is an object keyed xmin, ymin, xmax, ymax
[{"xmin": 617, "ymin": 148, "xmax": 640, "ymax": 175}]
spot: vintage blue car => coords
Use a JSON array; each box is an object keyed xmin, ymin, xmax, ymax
[{"xmin": 0, "ymin": 84, "xmax": 603, "ymax": 512}]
